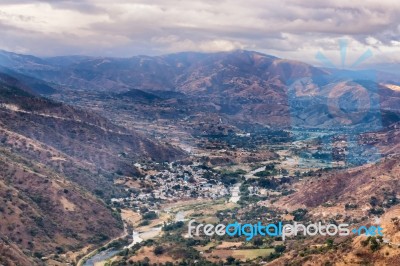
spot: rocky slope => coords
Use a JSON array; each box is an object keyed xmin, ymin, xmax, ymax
[{"xmin": 0, "ymin": 72, "xmax": 185, "ymax": 264}]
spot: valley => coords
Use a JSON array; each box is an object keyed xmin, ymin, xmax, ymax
[{"xmin": 0, "ymin": 49, "xmax": 399, "ymax": 265}]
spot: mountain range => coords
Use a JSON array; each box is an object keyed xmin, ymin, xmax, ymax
[{"xmin": 1, "ymin": 49, "xmax": 398, "ymax": 131}]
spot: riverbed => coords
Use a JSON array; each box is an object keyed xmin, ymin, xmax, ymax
[{"xmin": 83, "ymin": 249, "xmax": 120, "ymax": 266}]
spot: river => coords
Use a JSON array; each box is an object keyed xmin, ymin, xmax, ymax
[
  {"xmin": 83, "ymin": 206, "xmax": 190, "ymax": 265},
  {"xmin": 83, "ymin": 249, "xmax": 120, "ymax": 266},
  {"xmin": 83, "ymin": 227, "xmax": 160, "ymax": 266}
]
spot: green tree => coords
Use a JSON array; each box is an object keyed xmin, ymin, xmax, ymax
[
  {"xmin": 326, "ymin": 238, "xmax": 334, "ymax": 248},
  {"xmin": 274, "ymin": 245, "xmax": 286, "ymax": 253},
  {"xmin": 253, "ymin": 237, "xmax": 263, "ymax": 246},
  {"xmin": 226, "ymin": 256, "xmax": 235, "ymax": 264}
]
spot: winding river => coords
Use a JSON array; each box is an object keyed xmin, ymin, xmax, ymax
[
  {"xmin": 83, "ymin": 249, "xmax": 120, "ymax": 266},
  {"xmin": 82, "ymin": 218, "xmax": 174, "ymax": 265}
]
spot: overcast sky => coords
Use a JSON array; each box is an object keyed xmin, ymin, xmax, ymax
[{"xmin": 0, "ymin": 0, "xmax": 399, "ymax": 66}]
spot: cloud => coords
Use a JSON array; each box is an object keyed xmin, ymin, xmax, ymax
[{"xmin": 0, "ymin": 0, "xmax": 399, "ymax": 64}]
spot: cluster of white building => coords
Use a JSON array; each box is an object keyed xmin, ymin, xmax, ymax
[{"xmin": 112, "ymin": 163, "xmax": 229, "ymax": 210}]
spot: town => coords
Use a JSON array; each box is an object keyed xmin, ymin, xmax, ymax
[{"xmin": 110, "ymin": 162, "xmax": 230, "ymax": 211}]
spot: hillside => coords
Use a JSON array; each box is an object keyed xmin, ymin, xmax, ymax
[
  {"xmin": 277, "ymin": 155, "xmax": 400, "ymax": 209},
  {"xmin": 0, "ymin": 147, "xmax": 122, "ymax": 262},
  {"xmin": 256, "ymin": 155, "xmax": 399, "ymax": 265},
  {"xmin": 0, "ymin": 73, "xmax": 185, "ymax": 196},
  {"xmin": 0, "ymin": 72, "xmax": 185, "ymax": 264}
]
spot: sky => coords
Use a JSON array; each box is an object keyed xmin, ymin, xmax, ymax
[{"xmin": 0, "ymin": 0, "xmax": 399, "ymax": 66}]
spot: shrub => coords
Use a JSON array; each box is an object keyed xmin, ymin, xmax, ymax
[{"xmin": 154, "ymin": 245, "xmax": 164, "ymax": 255}]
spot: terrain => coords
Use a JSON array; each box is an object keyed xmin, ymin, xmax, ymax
[
  {"xmin": 0, "ymin": 49, "xmax": 399, "ymax": 265},
  {"xmin": 269, "ymin": 156, "xmax": 400, "ymax": 265},
  {"xmin": 2, "ymin": 49, "xmax": 399, "ymax": 131},
  {"xmin": 0, "ymin": 71, "xmax": 184, "ymax": 265}
]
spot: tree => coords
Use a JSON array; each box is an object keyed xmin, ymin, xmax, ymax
[
  {"xmin": 274, "ymin": 245, "xmax": 286, "ymax": 253},
  {"xmin": 226, "ymin": 256, "xmax": 235, "ymax": 264},
  {"xmin": 369, "ymin": 196, "xmax": 379, "ymax": 207},
  {"xmin": 142, "ymin": 211, "xmax": 158, "ymax": 220},
  {"xmin": 326, "ymin": 238, "xmax": 334, "ymax": 248},
  {"xmin": 253, "ymin": 237, "xmax": 263, "ymax": 246},
  {"xmin": 291, "ymin": 208, "xmax": 308, "ymax": 221},
  {"xmin": 154, "ymin": 245, "xmax": 164, "ymax": 255},
  {"xmin": 370, "ymin": 237, "xmax": 380, "ymax": 251}
]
